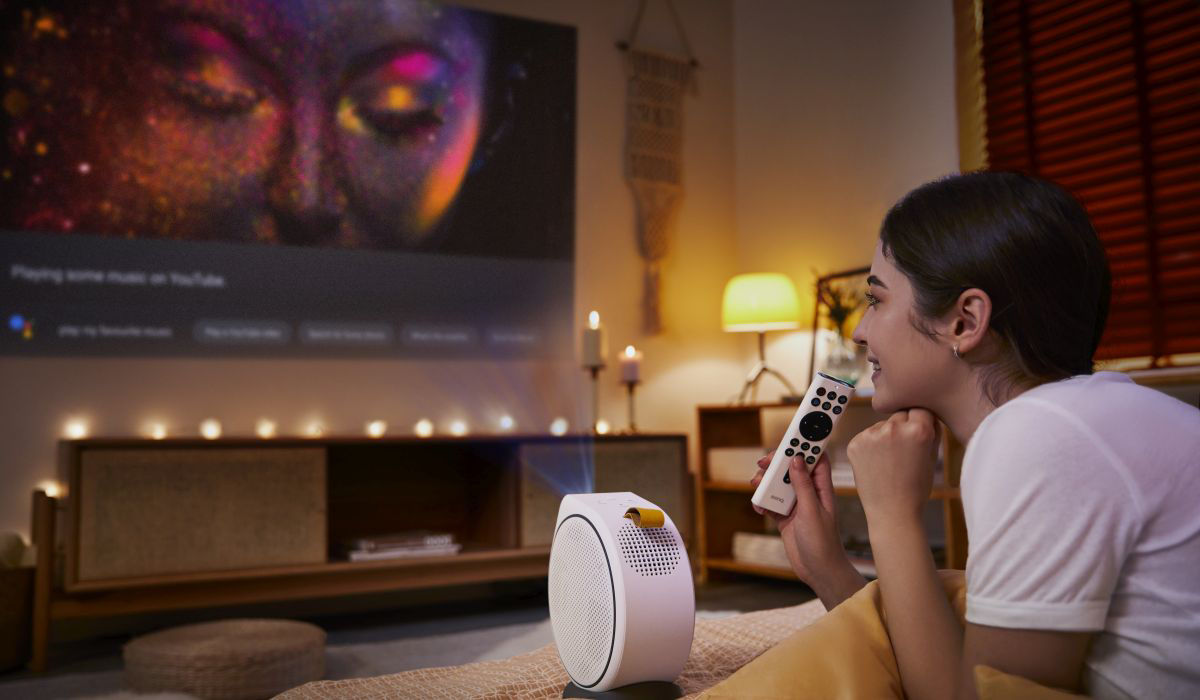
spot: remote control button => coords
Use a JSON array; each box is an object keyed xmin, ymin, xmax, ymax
[
  {"xmin": 816, "ymin": 387, "xmax": 826, "ymax": 396},
  {"xmin": 790, "ymin": 438, "xmax": 799, "ymax": 447},
  {"xmin": 838, "ymin": 396, "xmax": 848, "ymax": 404},
  {"xmin": 812, "ymin": 446, "xmax": 821, "ymax": 455},
  {"xmin": 822, "ymin": 402, "xmax": 831, "ymax": 410},
  {"xmin": 785, "ymin": 448, "xmax": 794, "ymax": 457},
  {"xmin": 801, "ymin": 442, "xmax": 810, "ymax": 450},
  {"xmin": 798, "ymin": 411, "xmax": 834, "ymax": 442},
  {"xmin": 811, "ymin": 398, "xmax": 820, "ymax": 406},
  {"xmin": 806, "ymin": 456, "xmax": 816, "ymax": 465},
  {"xmin": 827, "ymin": 392, "xmax": 837, "ymax": 401},
  {"xmin": 832, "ymin": 406, "xmax": 843, "ymax": 415}
]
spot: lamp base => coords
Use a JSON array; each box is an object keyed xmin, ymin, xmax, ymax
[{"xmin": 735, "ymin": 362, "xmax": 797, "ymax": 405}]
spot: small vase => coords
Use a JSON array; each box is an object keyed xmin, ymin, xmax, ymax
[{"xmin": 821, "ymin": 328, "xmax": 865, "ymax": 386}]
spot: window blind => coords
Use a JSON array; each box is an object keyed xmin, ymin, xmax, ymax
[{"xmin": 981, "ymin": 0, "xmax": 1199, "ymax": 364}]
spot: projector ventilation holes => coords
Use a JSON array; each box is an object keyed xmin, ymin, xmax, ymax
[{"xmin": 616, "ymin": 523, "xmax": 680, "ymax": 576}]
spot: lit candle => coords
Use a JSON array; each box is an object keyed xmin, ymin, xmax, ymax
[
  {"xmin": 619, "ymin": 345, "xmax": 643, "ymax": 382},
  {"xmin": 582, "ymin": 311, "xmax": 606, "ymax": 367}
]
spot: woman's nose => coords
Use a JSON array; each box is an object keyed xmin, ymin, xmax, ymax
[
  {"xmin": 267, "ymin": 92, "xmax": 344, "ymax": 244},
  {"xmin": 851, "ymin": 314, "xmax": 868, "ymax": 348}
]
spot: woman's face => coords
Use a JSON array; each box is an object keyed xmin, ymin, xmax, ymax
[
  {"xmin": 85, "ymin": 0, "xmax": 486, "ymax": 248},
  {"xmin": 852, "ymin": 241, "xmax": 955, "ymax": 414}
]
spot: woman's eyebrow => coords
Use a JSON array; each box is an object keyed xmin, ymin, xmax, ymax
[{"xmin": 867, "ymin": 274, "xmax": 888, "ymax": 289}]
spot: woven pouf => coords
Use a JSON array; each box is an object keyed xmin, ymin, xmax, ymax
[{"xmin": 123, "ymin": 618, "xmax": 325, "ymax": 699}]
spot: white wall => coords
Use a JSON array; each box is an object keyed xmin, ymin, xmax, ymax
[
  {"xmin": 733, "ymin": 0, "xmax": 959, "ymax": 388},
  {"xmin": 0, "ymin": 0, "xmax": 746, "ymax": 536}
]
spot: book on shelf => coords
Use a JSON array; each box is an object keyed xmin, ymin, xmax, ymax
[
  {"xmin": 341, "ymin": 530, "xmax": 461, "ymax": 561},
  {"xmin": 347, "ymin": 543, "xmax": 463, "ymax": 562},
  {"xmin": 731, "ymin": 531, "xmax": 791, "ymax": 570},
  {"xmin": 345, "ymin": 530, "xmax": 455, "ymax": 552}
]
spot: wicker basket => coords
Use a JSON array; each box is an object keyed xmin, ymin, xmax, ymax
[{"xmin": 123, "ymin": 618, "xmax": 325, "ymax": 699}]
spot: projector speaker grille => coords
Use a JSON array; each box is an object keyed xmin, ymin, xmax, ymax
[
  {"xmin": 548, "ymin": 515, "xmax": 615, "ymax": 687},
  {"xmin": 616, "ymin": 522, "xmax": 681, "ymax": 576}
]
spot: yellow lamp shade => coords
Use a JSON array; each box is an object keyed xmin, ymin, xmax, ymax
[{"xmin": 722, "ymin": 273, "xmax": 801, "ymax": 332}]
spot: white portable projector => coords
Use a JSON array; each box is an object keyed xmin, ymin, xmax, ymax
[{"xmin": 548, "ymin": 492, "xmax": 695, "ymax": 695}]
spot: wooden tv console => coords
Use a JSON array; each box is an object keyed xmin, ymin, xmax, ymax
[{"xmin": 29, "ymin": 433, "xmax": 688, "ymax": 671}]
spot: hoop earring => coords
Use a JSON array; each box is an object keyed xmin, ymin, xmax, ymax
[{"xmin": 953, "ymin": 345, "xmax": 961, "ymax": 360}]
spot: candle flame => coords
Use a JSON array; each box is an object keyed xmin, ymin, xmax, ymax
[{"xmin": 588, "ymin": 311, "xmax": 600, "ymax": 329}]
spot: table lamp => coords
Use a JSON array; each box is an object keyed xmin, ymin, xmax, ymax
[{"xmin": 722, "ymin": 272, "xmax": 800, "ymax": 404}]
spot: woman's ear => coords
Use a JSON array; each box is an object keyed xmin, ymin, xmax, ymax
[{"xmin": 948, "ymin": 287, "xmax": 992, "ymax": 356}]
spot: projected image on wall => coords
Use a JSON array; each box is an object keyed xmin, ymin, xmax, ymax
[{"xmin": 0, "ymin": 0, "xmax": 576, "ymax": 358}]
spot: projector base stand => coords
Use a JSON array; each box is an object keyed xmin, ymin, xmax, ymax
[{"xmin": 562, "ymin": 681, "xmax": 683, "ymax": 699}]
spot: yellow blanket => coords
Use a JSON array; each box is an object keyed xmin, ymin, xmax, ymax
[{"xmin": 702, "ymin": 570, "xmax": 1087, "ymax": 700}]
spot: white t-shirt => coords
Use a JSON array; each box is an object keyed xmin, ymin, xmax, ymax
[{"xmin": 961, "ymin": 371, "xmax": 1200, "ymax": 700}]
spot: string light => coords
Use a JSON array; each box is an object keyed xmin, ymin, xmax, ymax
[
  {"xmin": 200, "ymin": 419, "xmax": 222, "ymax": 440},
  {"xmin": 595, "ymin": 419, "xmax": 611, "ymax": 435},
  {"xmin": 256, "ymin": 419, "xmax": 277, "ymax": 439},
  {"xmin": 498, "ymin": 414, "xmax": 516, "ymax": 432},
  {"xmin": 304, "ymin": 421, "xmax": 325, "ymax": 438},
  {"xmin": 147, "ymin": 422, "xmax": 168, "ymax": 440},
  {"xmin": 449, "ymin": 420, "xmax": 468, "ymax": 437},
  {"xmin": 414, "ymin": 419, "xmax": 434, "ymax": 438},
  {"xmin": 366, "ymin": 420, "xmax": 387, "ymax": 438},
  {"xmin": 549, "ymin": 417, "xmax": 569, "ymax": 436}
]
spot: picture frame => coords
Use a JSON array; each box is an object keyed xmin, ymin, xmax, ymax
[{"xmin": 807, "ymin": 266, "xmax": 873, "ymax": 392}]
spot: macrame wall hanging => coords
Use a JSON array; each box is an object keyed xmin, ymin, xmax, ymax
[{"xmin": 619, "ymin": 0, "xmax": 698, "ymax": 335}]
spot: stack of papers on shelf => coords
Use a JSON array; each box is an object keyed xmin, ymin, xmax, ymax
[
  {"xmin": 731, "ymin": 532, "xmax": 791, "ymax": 570},
  {"xmin": 831, "ymin": 460, "xmax": 855, "ymax": 488},
  {"xmin": 342, "ymin": 531, "xmax": 462, "ymax": 562}
]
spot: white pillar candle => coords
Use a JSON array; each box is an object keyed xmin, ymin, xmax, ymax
[
  {"xmin": 619, "ymin": 345, "xmax": 642, "ymax": 382},
  {"xmin": 582, "ymin": 310, "xmax": 606, "ymax": 367}
]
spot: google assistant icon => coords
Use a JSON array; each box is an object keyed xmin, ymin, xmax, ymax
[{"xmin": 9, "ymin": 314, "xmax": 33, "ymax": 340}]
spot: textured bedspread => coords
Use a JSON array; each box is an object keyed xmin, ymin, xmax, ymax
[{"xmin": 277, "ymin": 599, "xmax": 827, "ymax": 699}]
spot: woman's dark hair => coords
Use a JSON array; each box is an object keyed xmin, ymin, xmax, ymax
[{"xmin": 879, "ymin": 171, "xmax": 1111, "ymax": 402}]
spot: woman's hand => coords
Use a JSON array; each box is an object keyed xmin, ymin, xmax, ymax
[
  {"xmin": 751, "ymin": 451, "xmax": 866, "ymax": 607},
  {"xmin": 846, "ymin": 408, "xmax": 941, "ymax": 530}
]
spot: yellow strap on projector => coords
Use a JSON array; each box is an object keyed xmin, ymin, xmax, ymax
[{"xmin": 623, "ymin": 507, "xmax": 665, "ymax": 528}]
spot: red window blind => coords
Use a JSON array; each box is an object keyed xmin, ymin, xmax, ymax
[{"xmin": 981, "ymin": 0, "xmax": 1200, "ymax": 364}]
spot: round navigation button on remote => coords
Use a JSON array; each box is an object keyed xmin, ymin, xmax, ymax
[
  {"xmin": 822, "ymin": 402, "xmax": 831, "ymax": 410},
  {"xmin": 811, "ymin": 398, "xmax": 820, "ymax": 406},
  {"xmin": 806, "ymin": 456, "xmax": 816, "ymax": 465},
  {"xmin": 838, "ymin": 395, "xmax": 848, "ymax": 404},
  {"xmin": 832, "ymin": 406, "xmax": 842, "ymax": 414},
  {"xmin": 812, "ymin": 446, "xmax": 821, "ymax": 455},
  {"xmin": 790, "ymin": 438, "xmax": 799, "ymax": 447},
  {"xmin": 827, "ymin": 392, "xmax": 837, "ymax": 401},
  {"xmin": 801, "ymin": 442, "xmax": 810, "ymax": 450},
  {"xmin": 816, "ymin": 387, "xmax": 826, "ymax": 396},
  {"xmin": 798, "ymin": 411, "xmax": 834, "ymax": 442}
]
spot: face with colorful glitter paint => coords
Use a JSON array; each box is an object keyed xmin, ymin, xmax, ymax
[{"xmin": 11, "ymin": 0, "xmax": 488, "ymax": 249}]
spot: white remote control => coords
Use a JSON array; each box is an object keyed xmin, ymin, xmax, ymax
[{"xmin": 751, "ymin": 372, "xmax": 856, "ymax": 516}]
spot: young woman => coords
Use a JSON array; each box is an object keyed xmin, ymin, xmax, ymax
[{"xmin": 751, "ymin": 172, "xmax": 1200, "ymax": 699}]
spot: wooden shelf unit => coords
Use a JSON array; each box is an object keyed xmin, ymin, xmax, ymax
[
  {"xmin": 694, "ymin": 402, "xmax": 967, "ymax": 584},
  {"xmin": 29, "ymin": 433, "xmax": 688, "ymax": 671}
]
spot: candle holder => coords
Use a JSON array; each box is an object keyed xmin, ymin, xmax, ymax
[
  {"xmin": 584, "ymin": 362, "xmax": 606, "ymax": 433},
  {"xmin": 623, "ymin": 380, "xmax": 640, "ymax": 434}
]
